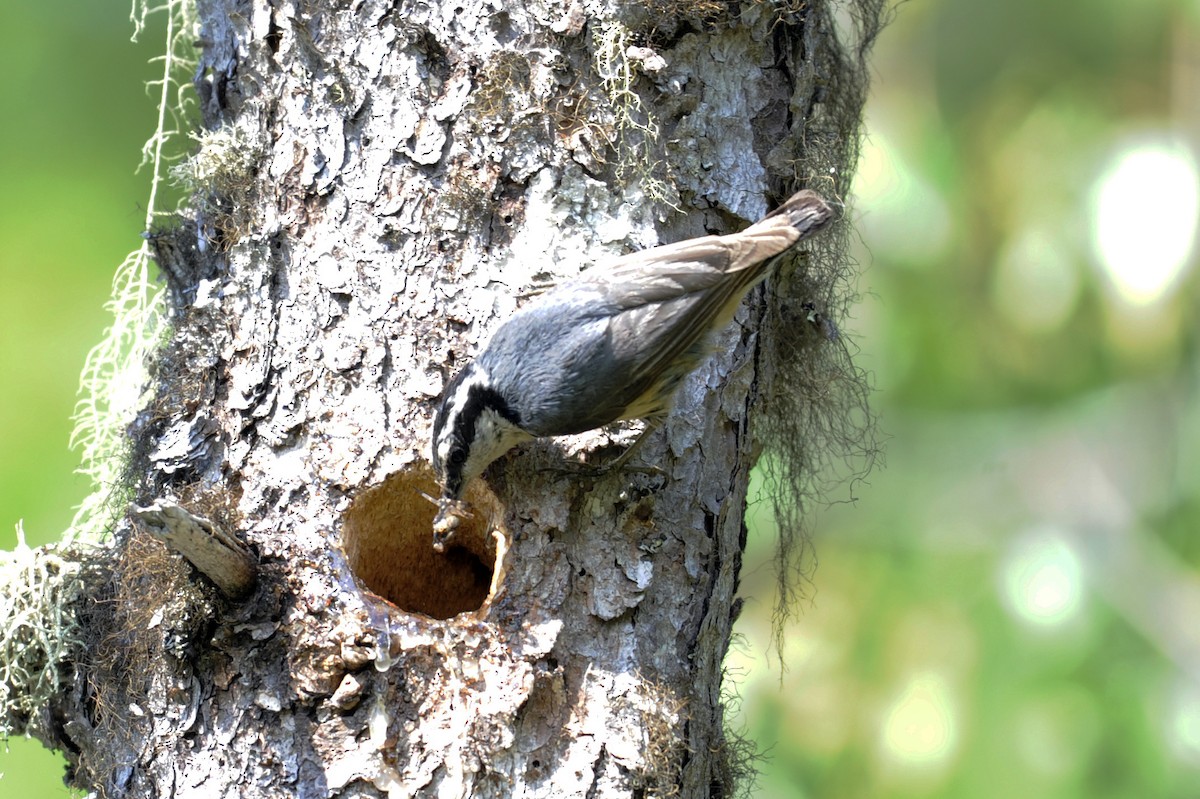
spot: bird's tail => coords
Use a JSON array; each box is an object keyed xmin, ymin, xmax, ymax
[
  {"xmin": 723, "ymin": 190, "xmax": 835, "ymax": 271},
  {"xmin": 751, "ymin": 189, "xmax": 836, "ymax": 242}
]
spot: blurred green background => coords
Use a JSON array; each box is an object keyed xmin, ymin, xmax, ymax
[
  {"xmin": 0, "ymin": 2, "xmax": 166, "ymax": 795},
  {"xmin": 2, "ymin": 0, "xmax": 1198, "ymax": 797},
  {"xmin": 732, "ymin": 1, "xmax": 1200, "ymax": 798}
]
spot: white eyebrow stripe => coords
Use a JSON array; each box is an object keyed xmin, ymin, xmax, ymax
[{"xmin": 434, "ymin": 365, "xmax": 492, "ymax": 462}]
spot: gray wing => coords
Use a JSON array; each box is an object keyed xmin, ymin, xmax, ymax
[
  {"xmin": 489, "ymin": 191, "xmax": 833, "ymax": 435},
  {"xmin": 575, "ymin": 190, "xmax": 835, "ymax": 414}
]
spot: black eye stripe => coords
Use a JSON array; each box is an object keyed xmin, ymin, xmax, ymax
[
  {"xmin": 433, "ymin": 367, "xmax": 523, "ymax": 487},
  {"xmin": 450, "ymin": 382, "xmax": 522, "ymax": 457}
]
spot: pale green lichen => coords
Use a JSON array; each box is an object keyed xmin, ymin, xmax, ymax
[
  {"xmin": 592, "ymin": 20, "xmax": 678, "ymax": 208},
  {"xmin": 0, "ymin": 525, "xmax": 89, "ymax": 738},
  {"xmin": 67, "ymin": 0, "xmax": 197, "ymax": 545},
  {"xmin": 169, "ymin": 119, "xmax": 262, "ymax": 249},
  {"xmin": 1, "ymin": 0, "xmax": 196, "ymax": 739}
]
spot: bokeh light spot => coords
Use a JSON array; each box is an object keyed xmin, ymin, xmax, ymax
[
  {"xmin": 1014, "ymin": 687, "xmax": 1101, "ymax": 778},
  {"xmin": 855, "ymin": 130, "xmax": 952, "ymax": 267},
  {"xmin": 1000, "ymin": 529, "xmax": 1084, "ymax": 627},
  {"xmin": 1167, "ymin": 678, "xmax": 1200, "ymax": 767},
  {"xmin": 880, "ymin": 673, "xmax": 958, "ymax": 766},
  {"xmin": 992, "ymin": 227, "xmax": 1081, "ymax": 334},
  {"xmin": 1090, "ymin": 139, "xmax": 1198, "ymax": 306}
]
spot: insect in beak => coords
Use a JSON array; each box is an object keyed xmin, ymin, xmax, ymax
[{"xmin": 421, "ymin": 490, "xmax": 474, "ymax": 552}]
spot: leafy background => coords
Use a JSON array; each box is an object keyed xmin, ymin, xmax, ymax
[{"xmin": 1, "ymin": 0, "xmax": 1197, "ymax": 797}]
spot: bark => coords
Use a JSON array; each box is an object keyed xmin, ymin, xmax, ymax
[{"xmin": 9, "ymin": 0, "xmax": 881, "ymax": 796}]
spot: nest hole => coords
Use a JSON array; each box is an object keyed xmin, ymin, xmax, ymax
[{"xmin": 342, "ymin": 468, "xmax": 502, "ymax": 619}]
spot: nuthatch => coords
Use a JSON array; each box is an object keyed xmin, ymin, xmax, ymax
[{"xmin": 431, "ymin": 190, "xmax": 834, "ymax": 541}]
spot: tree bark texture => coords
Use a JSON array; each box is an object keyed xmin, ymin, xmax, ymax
[{"xmin": 29, "ymin": 1, "xmax": 879, "ymax": 796}]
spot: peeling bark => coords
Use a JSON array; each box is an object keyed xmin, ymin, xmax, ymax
[
  {"xmin": 133, "ymin": 500, "xmax": 258, "ymax": 599},
  {"xmin": 18, "ymin": 0, "xmax": 880, "ymax": 796}
]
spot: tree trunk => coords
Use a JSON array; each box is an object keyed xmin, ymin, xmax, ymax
[{"xmin": 5, "ymin": 0, "xmax": 882, "ymax": 796}]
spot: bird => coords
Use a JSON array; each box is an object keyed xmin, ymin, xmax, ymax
[{"xmin": 429, "ymin": 189, "xmax": 835, "ymax": 541}]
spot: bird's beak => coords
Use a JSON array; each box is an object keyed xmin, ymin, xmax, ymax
[{"xmin": 429, "ymin": 495, "xmax": 473, "ymax": 552}]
